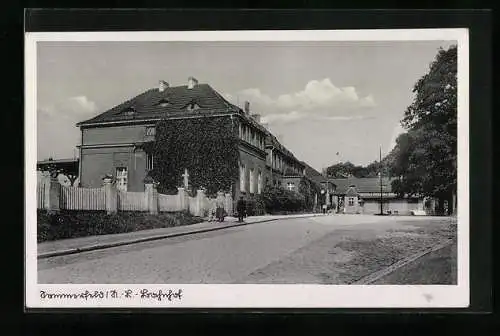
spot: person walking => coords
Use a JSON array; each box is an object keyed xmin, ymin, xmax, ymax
[
  {"xmin": 215, "ymin": 191, "xmax": 226, "ymax": 222},
  {"xmin": 236, "ymin": 196, "xmax": 246, "ymax": 223}
]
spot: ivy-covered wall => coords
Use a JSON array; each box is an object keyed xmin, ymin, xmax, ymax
[
  {"xmin": 298, "ymin": 176, "xmax": 322, "ymax": 211},
  {"xmin": 151, "ymin": 116, "xmax": 239, "ymax": 196}
]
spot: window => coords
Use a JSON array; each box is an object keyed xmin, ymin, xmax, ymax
[
  {"xmin": 249, "ymin": 168, "xmax": 255, "ymax": 193},
  {"xmin": 145, "ymin": 127, "xmax": 156, "ymax": 137},
  {"xmin": 146, "ymin": 153, "xmax": 154, "ymax": 171},
  {"xmin": 240, "ymin": 164, "xmax": 246, "ymax": 192},
  {"xmin": 348, "ymin": 197, "xmax": 354, "ymax": 206},
  {"xmin": 116, "ymin": 167, "xmax": 128, "ymax": 192},
  {"xmin": 287, "ymin": 182, "xmax": 295, "ymax": 191},
  {"xmin": 157, "ymin": 99, "xmax": 170, "ymax": 107},
  {"xmin": 122, "ymin": 107, "xmax": 136, "ymax": 116},
  {"xmin": 257, "ymin": 171, "xmax": 262, "ymax": 194},
  {"xmin": 187, "ymin": 102, "xmax": 200, "ymax": 111}
]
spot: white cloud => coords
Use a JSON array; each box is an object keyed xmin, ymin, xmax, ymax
[
  {"xmin": 239, "ymin": 88, "xmax": 275, "ymax": 106},
  {"xmin": 69, "ymin": 96, "xmax": 97, "ymax": 114},
  {"xmin": 261, "ymin": 111, "xmax": 304, "ymax": 124},
  {"xmin": 38, "ymin": 96, "xmax": 98, "ymax": 160},
  {"xmin": 40, "ymin": 95, "xmax": 98, "ymax": 120},
  {"xmin": 225, "ymin": 78, "xmax": 376, "ymax": 125}
]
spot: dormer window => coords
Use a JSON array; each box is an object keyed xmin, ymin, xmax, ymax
[
  {"xmin": 157, "ymin": 99, "xmax": 170, "ymax": 107},
  {"xmin": 122, "ymin": 107, "xmax": 136, "ymax": 116},
  {"xmin": 186, "ymin": 102, "xmax": 200, "ymax": 111}
]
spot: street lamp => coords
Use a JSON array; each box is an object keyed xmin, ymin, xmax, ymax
[{"xmin": 379, "ymin": 146, "xmax": 383, "ymax": 215}]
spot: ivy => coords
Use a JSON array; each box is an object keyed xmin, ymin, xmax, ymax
[
  {"xmin": 299, "ymin": 177, "xmax": 321, "ymax": 211},
  {"xmin": 150, "ymin": 116, "xmax": 239, "ymax": 196}
]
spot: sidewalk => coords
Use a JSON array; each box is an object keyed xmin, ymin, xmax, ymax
[{"xmin": 38, "ymin": 213, "xmax": 323, "ymax": 259}]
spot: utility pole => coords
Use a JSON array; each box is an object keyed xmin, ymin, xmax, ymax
[{"xmin": 379, "ymin": 146, "xmax": 383, "ymax": 215}]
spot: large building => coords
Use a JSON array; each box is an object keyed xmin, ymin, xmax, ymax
[{"xmin": 76, "ymin": 77, "xmax": 311, "ymax": 202}]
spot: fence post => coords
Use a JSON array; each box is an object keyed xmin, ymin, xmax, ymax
[
  {"xmin": 103, "ymin": 176, "xmax": 117, "ymax": 214},
  {"xmin": 177, "ymin": 187, "xmax": 187, "ymax": 211},
  {"xmin": 196, "ymin": 189, "xmax": 206, "ymax": 217},
  {"xmin": 224, "ymin": 192, "xmax": 233, "ymax": 216},
  {"xmin": 44, "ymin": 174, "xmax": 60, "ymax": 213},
  {"xmin": 145, "ymin": 182, "xmax": 158, "ymax": 215}
]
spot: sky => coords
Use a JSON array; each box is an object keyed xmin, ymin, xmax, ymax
[{"xmin": 36, "ymin": 40, "xmax": 456, "ymax": 171}]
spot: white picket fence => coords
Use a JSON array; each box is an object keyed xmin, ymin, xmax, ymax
[
  {"xmin": 37, "ymin": 183, "xmax": 45, "ymax": 209},
  {"xmin": 118, "ymin": 191, "xmax": 147, "ymax": 211},
  {"xmin": 158, "ymin": 193, "xmax": 181, "ymax": 212},
  {"xmin": 38, "ymin": 175, "xmax": 233, "ymax": 217},
  {"xmin": 188, "ymin": 196, "xmax": 197, "ymax": 215},
  {"xmin": 59, "ymin": 186, "xmax": 106, "ymax": 211}
]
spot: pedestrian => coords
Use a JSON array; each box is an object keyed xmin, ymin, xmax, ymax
[
  {"xmin": 207, "ymin": 206, "xmax": 216, "ymax": 222},
  {"xmin": 215, "ymin": 191, "xmax": 226, "ymax": 222},
  {"xmin": 322, "ymin": 204, "xmax": 327, "ymax": 214},
  {"xmin": 236, "ymin": 196, "xmax": 246, "ymax": 223}
]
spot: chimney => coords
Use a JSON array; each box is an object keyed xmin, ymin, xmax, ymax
[
  {"xmin": 187, "ymin": 76, "xmax": 198, "ymax": 89},
  {"xmin": 244, "ymin": 101, "xmax": 250, "ymax": 114},
  {"xmin": 159, "ymin": 80, "xmax": 169, "ymax": 92}
]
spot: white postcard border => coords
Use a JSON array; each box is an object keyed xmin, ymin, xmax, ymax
[{"xmin": 25, "ymin": 29, "xmax": 469, "ymax": 308}]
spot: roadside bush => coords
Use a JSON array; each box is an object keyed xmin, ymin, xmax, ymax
[
  {"xmin": 245, "ymin": 194, "xmax": 266, "ymax": 216},
  {"xmin": 37, "ymin": 210, "xmax": 204, "ymax": 242},
  {"xmin": 261, "ymin": 185, "xmax": 306, "ymax": 214}
]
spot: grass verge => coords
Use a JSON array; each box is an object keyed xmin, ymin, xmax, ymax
[{"xmin": 37, "ymin": 210, "xmax": 204, "ymax": 243}]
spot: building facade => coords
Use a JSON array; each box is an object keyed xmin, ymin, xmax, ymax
[{"xmin": 77, "ymin": 78, "xmax": 308, "ymax": 204}]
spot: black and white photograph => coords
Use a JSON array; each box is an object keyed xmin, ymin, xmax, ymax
[{"xmin": 26, "ymin": 29, "xmax": 469, "ymax": 308}]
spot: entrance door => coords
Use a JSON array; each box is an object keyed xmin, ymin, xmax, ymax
[{"xmin": 116, "ymin": 167, "xmax": 128, "ymax": 192}]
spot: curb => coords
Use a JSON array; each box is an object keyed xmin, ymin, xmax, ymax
[
  {"xmin": 38, "ymin": 214, "xmax": 323, "ymax": 259},
  {"xmin": 351, "ymin": 238, "xmax": 455, "ymax": 285}
]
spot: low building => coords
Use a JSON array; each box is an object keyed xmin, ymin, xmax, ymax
[
  {"xmin": 37, "ymin": 158, "xmax": 80, "ymax": 186},
  {"xmin": 330, "ymin": 176, "xmax": 424, "ymax": 215}
]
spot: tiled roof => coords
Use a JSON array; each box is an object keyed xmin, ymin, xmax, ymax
[
  {"xmin": 345, "ymin": 186, "xmax": 358, "ymax": 197},
  {"xmin": 302, "ymin": 163, "xmax": 327, "ymax": 184},
  {"xmin": 37, "ymin": 158, "xmax": 78, "ymax": 165},
  {"xmin": 330, "ymin": 176, "xmax": 397, "ymax": 194},
  {"xmin": 77, "ymin": 83, "xmax": 240, "ymax": 126},
  {"xmin": 76, "ymin": 80, "xmax": 301, "ymax": 165}
]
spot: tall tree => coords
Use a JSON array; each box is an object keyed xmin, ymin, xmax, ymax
[
  {"xmin": 390, "ymin": 45, "xmax": 457, "ymax": 215},
  {"xmin": 325, "ymin": 158, "xmax": 391, "ymax": 179}
]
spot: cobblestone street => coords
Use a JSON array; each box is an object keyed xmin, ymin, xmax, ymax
[{"xmin": 38, "ymin": 215, "xmax": 456, "ymax": 284}]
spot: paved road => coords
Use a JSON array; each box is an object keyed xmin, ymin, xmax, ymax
[{"xmin": 38, "ymin": 215, "xmax": 456, "ymax": 284}]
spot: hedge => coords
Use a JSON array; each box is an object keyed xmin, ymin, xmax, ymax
[
  {"xmin": 37, "ymin": 210, "xmax": 204, "ymax": 242},
  {"xmin": 261, "ymin": 185, "xmax": 308, "ymax": 214}
]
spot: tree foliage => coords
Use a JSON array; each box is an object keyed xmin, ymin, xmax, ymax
[
  {"xmin": 261, "ymin": 184, "xmax": 307, "ymax": 214},
  {"xmin": 150, "ymin": 116, "xmax": 239, "ymax": 196},
  {"xmin": 325, "ymin": 159, "xmax": 390, "ymax": 178},
  {"xmin": 389, "ymin": 45, "xmax": 457, "ymax": 214},
  {"xmin": 38, "ymin": 162, "xmax": 79, "ymax": 186}
]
